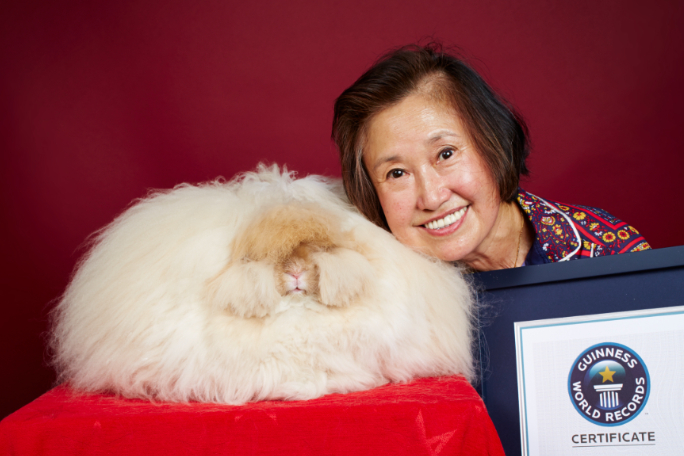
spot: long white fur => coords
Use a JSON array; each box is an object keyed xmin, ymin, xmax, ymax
[{"xmin": 50, "ymin": 164, "xmax": 475, "ymax": 404}]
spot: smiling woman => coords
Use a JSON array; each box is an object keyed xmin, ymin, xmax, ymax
[
  {"xmin": 363, "ymin": 92, "xmax": 509, "ymax": 268},
  {"xmin": 332, "ymin": 44, "xmax": 650, "ymax": 271}
]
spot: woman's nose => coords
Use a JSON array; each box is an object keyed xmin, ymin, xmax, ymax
[{"xmin": 416, "ymin": 172, "xmax": 450, "ymax": 211}]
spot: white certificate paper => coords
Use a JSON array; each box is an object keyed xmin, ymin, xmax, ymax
[{"xmin": 514, "ymin": 306, "xmax": 684, "ymax": 455}]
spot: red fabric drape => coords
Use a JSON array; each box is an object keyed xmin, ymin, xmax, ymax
[{"xmin": 0, "ymin": 375, "xmax": 503, "ymax": 455}]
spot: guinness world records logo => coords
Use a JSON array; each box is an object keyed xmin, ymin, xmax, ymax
[{"xmin": 568, "ymin": 342, "xmax": 649, "ymax": 426}]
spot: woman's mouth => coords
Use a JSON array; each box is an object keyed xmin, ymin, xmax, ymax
[{"xmin": 423, "ymin": 206, "xmax": 468, "ymax": 230}]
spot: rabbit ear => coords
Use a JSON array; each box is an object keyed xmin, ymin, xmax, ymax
[
  {"xmin": 311, "ymin": 248, "xmax": 373, "ymax": 307},
  {"xmin": 207, "ymin": 261, "xmax": 280, "ymax": 318}
]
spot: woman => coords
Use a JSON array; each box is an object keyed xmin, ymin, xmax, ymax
[{"xmin": 332, "ymin": 44, "xmax": 650, "ymax": 271}]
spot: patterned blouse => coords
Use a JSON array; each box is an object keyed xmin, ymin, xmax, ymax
[{"xmin": 517, "ymin": 189, "xmax": 650, "ymax": 265}]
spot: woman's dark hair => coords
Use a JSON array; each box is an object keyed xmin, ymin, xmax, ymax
[{"xmin": 332, "ymin": 43, "xmax": 530, "ymax": 230}]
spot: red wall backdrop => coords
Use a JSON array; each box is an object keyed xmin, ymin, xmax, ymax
[{"xmin": 2, "ymin": 0, "xmax": 683, "ymax": 418}]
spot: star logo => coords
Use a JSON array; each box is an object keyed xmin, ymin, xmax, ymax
[
  {"xmin": 568, "ymin": 343, "xmax": 650, "ymax": 426},
  {"xmin": 599, "ymin": 365, "xmax": 616, "ymax": 383}
]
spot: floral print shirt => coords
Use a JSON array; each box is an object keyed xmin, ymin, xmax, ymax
[{"xmin": 517, "ymin": 189, "xmax": 650, "ymax": 264}]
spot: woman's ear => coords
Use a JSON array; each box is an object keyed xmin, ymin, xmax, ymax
[
  {"xmin": 311, "ymin": 248, "xmax": 373, "ymax": 307},
  {"xmin": 207, "ymin": 261, "xmax": 280, "ymax": 318}
]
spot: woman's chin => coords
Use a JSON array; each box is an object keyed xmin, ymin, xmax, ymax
[
  {"xmin": 435, "ymin": 247, "xmax": 470, "ymax": 263},
  {"xmin": 421, "ymin": 231, "xmax": 475, "ymax": 263},
  {"xmin": 410, "ymin": 237, "xmax": 472, "ymax": 263},
  {"xmin": 393, "ymin": 220, "xmax": 477, "ymax": 263}
]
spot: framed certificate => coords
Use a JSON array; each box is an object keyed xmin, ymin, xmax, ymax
[
  {"xmin": 474, "ymin": 245, "xmax": 684, "ymax": 455},
  {"xmin": 514, "ymin": 306, "xmax": 684, "ymax": 455}
]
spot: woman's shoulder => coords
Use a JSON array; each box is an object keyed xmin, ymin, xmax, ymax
[{"xmin": 517, "ymin": 189, "xmax": 651, "ymax": 261}]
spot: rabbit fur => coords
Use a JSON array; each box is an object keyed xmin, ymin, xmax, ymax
[{"xmin": 50, "ymin": 164, "xmax": 475, "ymax": 404}]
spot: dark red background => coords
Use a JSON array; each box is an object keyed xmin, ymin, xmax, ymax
[{"xmin": 2, "ymin": 0, "xmax": 683, "ymax": 418}]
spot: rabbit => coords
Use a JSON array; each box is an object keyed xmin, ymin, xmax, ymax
[{"xmin": 49, "ymin": 164, "xmax": 475, "ymax": 404}]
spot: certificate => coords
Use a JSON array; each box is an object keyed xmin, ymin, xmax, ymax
[{"xmin": 514, "ymin": 306, "xmax": 684, "ymax": 455}]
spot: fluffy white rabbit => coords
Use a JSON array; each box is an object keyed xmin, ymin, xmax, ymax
[{"xmin": 50, "ymin": 164, "xmax": 475, "ymax": 404}]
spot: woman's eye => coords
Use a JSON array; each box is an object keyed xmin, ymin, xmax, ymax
[
  {"xmin": 387, "ymin": 169, "xmax": 405, "ymax": 179},
  {"xmin": 439, "ymin": 148, "xmax": 454, "ymax": 160}
]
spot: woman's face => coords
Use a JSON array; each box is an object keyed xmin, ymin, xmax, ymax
[{"xmin": 362, "ymin": 92, "xmax": 502, "ymax": 262}]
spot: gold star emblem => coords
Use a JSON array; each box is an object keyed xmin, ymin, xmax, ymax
[{"xmin": 599, "ymin": 365, "xmax": 616, "ymax": 383}]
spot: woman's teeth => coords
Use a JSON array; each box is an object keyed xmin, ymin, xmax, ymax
[{"xmin": 425, "ymin": 207, "xmax": 467, "ymax": 230}]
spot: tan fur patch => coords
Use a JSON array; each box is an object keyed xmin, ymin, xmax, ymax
[{"xmin": 232, "ymin": 204, "xmax": 341, "ymax": 263}]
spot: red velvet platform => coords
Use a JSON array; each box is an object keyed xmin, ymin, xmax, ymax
[{"xmin": 0, "ymin": 375, "xmax": 503, "ymax": 455}]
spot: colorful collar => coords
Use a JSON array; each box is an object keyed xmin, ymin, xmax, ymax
[{"xmin": 517, "ymin": 189, "xmax": 582, "ymax": 263}]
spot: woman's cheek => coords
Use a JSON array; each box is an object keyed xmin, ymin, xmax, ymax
[
  {"xmin": 378, "ymin": 192, "xmax": 412, "ymax": 233},
  {"xmin": 388, "ymin": 198, "xmax": 413, "ymax": 227}
]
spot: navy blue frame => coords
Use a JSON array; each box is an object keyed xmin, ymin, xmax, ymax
[{"xmin": 472, "ymin": 245, "xmax": 684, "ymax": 456}]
